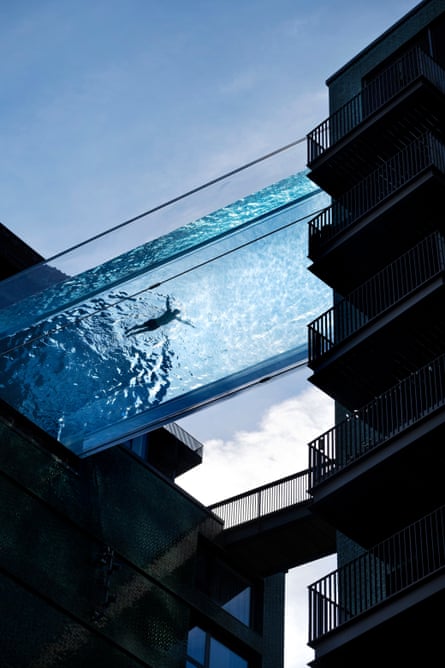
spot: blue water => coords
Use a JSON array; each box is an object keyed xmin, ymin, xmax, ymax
[
  {"xmin": 0, "ymin": 172, "xmax": 330, "ymax": 455},
  {"xmin": 0, "ymin": 170, "xmax": 319, "ymax": 339}
]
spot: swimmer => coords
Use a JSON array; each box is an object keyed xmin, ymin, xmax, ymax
[{"xmin": 125, "ymin": 296, "xmax": 194, "ymax": 336}]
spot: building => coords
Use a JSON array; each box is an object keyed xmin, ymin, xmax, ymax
[
  {"xmin": 0, "ymin": 225, "xmax": 288, "ymax": 667},
  {"xmin": 305, "ymin": 0, "xmax": 445, "ymax": 664},
  {"xmin": 3, "ymin": 2, "xmax": 444, "ymax": 665},
  {"xmin": 0, "ymin": 195, "xmax": 335, "ymax": 666}
]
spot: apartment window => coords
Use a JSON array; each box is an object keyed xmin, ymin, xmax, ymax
[
  {"xmin": 221, "ymin": 587, "xmax": 251, "ymax": 625},
  {"xmin": 186, "ymin": 626, "xmax": 248, "ymax": 668},
  {"xmin": 196, "ymin": 541, "xmax": 256, "ymax": 628}
]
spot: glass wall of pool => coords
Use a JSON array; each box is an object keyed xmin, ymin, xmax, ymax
[{"xmin": 0, "ymin": 162, "xmax": 330, "ymax": 456}]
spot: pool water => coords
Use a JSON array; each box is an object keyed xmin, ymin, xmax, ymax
[{"xmin": 0, "ymin": 172, "xmax": 330, "ymax": 455}]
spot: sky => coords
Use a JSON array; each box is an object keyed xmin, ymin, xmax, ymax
[{"xmin": 0, "ymin": 1, "xmax": 423, "ymax": 666}]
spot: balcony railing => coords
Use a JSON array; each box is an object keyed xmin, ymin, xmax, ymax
[
  {"xmin": 308, "ymin": 504, "xmax": 445, "ymax": 643},
  {"xmin": 308, "ymin": 132, "xmax": 445, "ymax": 257},
  {"xmin": 308, "ymin": 351, "xmax": 445, "ymax": 486},
  {"xmin": 208, "ymin": 470, "xmax": 310, "ymax": 529},
  {"xmin": 308, "ymin": 231, "xmax": 445, "ymax": 364},
  {"xmin": 163, "ymin": 421, "xmax": 203, "ymax": 455},
  {"xmin": 307, "ymin": 47, "xmax": 445, "ymax": 163}
]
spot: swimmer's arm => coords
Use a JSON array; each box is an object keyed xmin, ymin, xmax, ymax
[{"xmin": 177, "ymin": 317, "xmax": 196, "ymax": 328}]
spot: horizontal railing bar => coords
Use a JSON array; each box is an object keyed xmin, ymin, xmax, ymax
[
  {"xmin": 307, "ymin": 46, "xmax": 445, "ymax": 163},
  {"xmin": 308, "ymin": 350, "xmax": 445, "ymax": 485},
  {"xmin": 308, "ymin": 132, "xmax": 445, "ymax": 256},
  {"xmin": 308, "ymin": 505, "xmax": 445, "ymax": 643},
  {"xmin": 208, "ymin": 469, "xmax": 311, "ymax": 529},
  {"xmin": 308, "ymin": 231, "xmax": 445, "ymax": 363},
  {"xmin": 163, "ymin": 422, "xmax": 204, "ymax": 454},
  {"xmin": 209, "ymin": 469, "xmax": 310, "ymax": 506}
]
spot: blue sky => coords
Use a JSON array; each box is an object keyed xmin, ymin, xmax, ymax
[
  {"xmin": 1, "ymin": 1, "xmax": 422, "ymax": 666},
  {"xmin": 1, "ymin": 0, "xmax": 419, "ymax": 255}
]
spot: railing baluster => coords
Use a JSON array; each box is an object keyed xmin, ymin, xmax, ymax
[
  {"xmin": 209, "ymin": 469, "xmax": 311, "ymax": 529},
  {"xmin": 309, "ymin": 505, "xmax": 445, "ymax": 643},
  {"xmin": 309, "ymin": 231, "xmax": 445, "ymax": 365},
  {"xmin": 307, "ymin": 46, "xmax": 445, "ymax": 162},
  {"xmin": 309, "ymin": 348, "xmax": 445, "ymax": 484},
  {"xmin": 308, "ymin": 132, "xmax": 445, "ymax": 255}
]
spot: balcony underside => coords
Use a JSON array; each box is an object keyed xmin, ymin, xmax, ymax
[
  {"xmin": 309, "ymin": 408, "xmax": 445, "ymax": 547},
  {"xmin": 139, "ymin": 427, "xmax": 202, "ymax": 478},
  {"xmin": 308, "ymin": 79, "xmax": 445, "ymax": 196},
  {"xmin": 309, "ymin": 168, "xmax": 445, "ymax": 294},
  {"xmin": 213, "ymin": 501, "xmax": 336, "ymax": 577},
  {"xmin": 308, "ymin": 279, "xmax": 445, "ymax": 409},
  {"xmin": 309, "ymin": 573, "xmax": 445, "ymax": 667}
]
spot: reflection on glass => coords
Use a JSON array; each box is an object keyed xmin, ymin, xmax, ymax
[
  {"xmin": 187, "ymin": 626, "xmax": 206, "ymax": 663},
  {"xmin": 197, "ymin": 544, "xmax": 253, "ymax": 626},
  {"xmin": 209, "ymin": 638, "xmax": 248, "ymax": 668},
  {"xmin": 186, "ymin": 627, "xmax": 248, "ymax": 668},
  {"xmin": 0, "ymin": 170, "xmax": 319, "ymax": 331},
  {"xmin": 0, "ymin": 172, "xmax": 330, "ymax": 456},
  {"xmin": 222, "ymin": 588, "xmax": 251, "ymax": 626}
]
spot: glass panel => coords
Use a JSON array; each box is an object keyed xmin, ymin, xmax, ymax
[
  {"xmin": 0, "ymin": 173, "xmax": 330, "ymax": 456},
  {"xmin": 0, "ymin": 171, "xmax": 321, "ymax": 337},
  {"xmin": 222, "ymin": 588, "xmax": 251, "ymax": 626},
  {"xmin": 187, "ymin": 626, "xmax": 206, "ymax": 664},
  {"xmin": 197, "ymin": 546, "xmax": 253, "ymax": 626},
  {"xmin": 0, "ymin": 152, "xmax": 314, "ymax": 317},
  {"xmin": 209, "ymin": 637, "xmax": 248, "ymax": 668}
]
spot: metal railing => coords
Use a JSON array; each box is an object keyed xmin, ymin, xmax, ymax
[
  {"xmin": 307, "ymin": 46, "xmax": 445, "ymax": 163},
  {"xmin": 208, "ymin": 469, "xmax": 311, "ymax": 529},
  {"xmin": 308, "ymin": 231, "xmax": 445, "ymax": 364},
  {"xmin": 308, "ymin": 504, "xmax": 445, "ymax": 643},
  {"xmin": 163, "ymin": 421, "xmax": 203, "ymax": 454},
  {"xmin": 308, "ymin": 350, "xmax": 445, "ymax": 486},
  {"xmin": 308, "ymin": 132, "xmax": 445, "ymax": 257}
]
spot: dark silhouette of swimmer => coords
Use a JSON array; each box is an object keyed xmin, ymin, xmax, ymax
[{"xmin": 125, "ymin": 296, "xmax": 194, "ymax": 336}]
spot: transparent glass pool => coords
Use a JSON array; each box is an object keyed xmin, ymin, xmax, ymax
[{"xmin": 0, "ymin": 170, "xmax": 330, "ymax": 456}]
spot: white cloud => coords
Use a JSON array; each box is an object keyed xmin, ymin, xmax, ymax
[
  {"xmin": 285, "ymin": 555, "xmax": 337, "ymax": 668},
  {"xmin": 178, "ymin": 383, "xmax": 335, "ymax": 668},
  {"xmin": 178, "ymin": 384, "xmax": 333, "ymax": 505}
]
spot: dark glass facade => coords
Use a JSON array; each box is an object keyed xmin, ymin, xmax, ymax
[
  {"xmin": 0, "ymin": 224, "xmax": 287, "ymax": 668},
  {"xmin": 306, "ymin": 0, "xmax": 445, "ymax": 664}
]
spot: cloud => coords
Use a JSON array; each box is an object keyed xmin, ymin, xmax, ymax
[
  {"xmin": 285, "ymin": 555, "xmax": 337, "ymax": 668},
  {"xmin": 178, "ymin": 384, "xmax": 333, "ymax": 505},
  {"xmin": 219, "ymin": 70, "xmax": 263, "ymax": 96},
  {"xmin": 178, "ymin": 383, "xmax": 336, "ymax": 668}
]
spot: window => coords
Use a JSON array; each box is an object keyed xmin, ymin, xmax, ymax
[
  {"xmin": 196, "ymin": 541, "xmax": 255, "ymax": 627},
  {"xmin": 222, "ymin": 587, "xmax": 251, "ymax": 625},
  {"xmin": 186, "ymin": 627, "xmax": 248, "ymax": 668}
]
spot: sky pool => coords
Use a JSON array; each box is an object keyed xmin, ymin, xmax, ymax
[{"xmin": 0, "ymin": 172, "xmax": 330, "ymax": 456}]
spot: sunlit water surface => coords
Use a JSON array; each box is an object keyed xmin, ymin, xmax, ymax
[{"xmin": 0, "ymin": 172, "xmax": 330, "ymax": 455}]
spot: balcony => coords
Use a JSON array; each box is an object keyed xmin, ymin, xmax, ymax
[
  {"xmin": 123, "ymin": 421, "xmax": 203, "ymax": 479},
  {"xmin": 307, "ymin": 351, "xmax": 445, "ymax": 546},
  {"xmin": 208, "ymin": 470, "xmax": 336, "ymax": 576},
  {"xmin": 308, "ymin": 232, "xmax": 445, "ymax": 408},
  {"xmin": 308, "ymin": 133, "xmax": 445, "ymax": 292},
  {"xmin": 308, "ymin": 505, "xmax": 445, "ymax": 666},
  {"xmin": 307, "ymin": 47, "xmax": 445, "ymax": 195}
]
